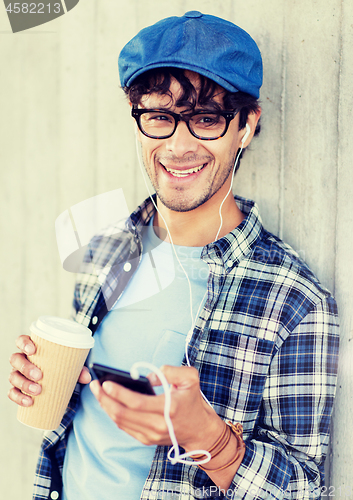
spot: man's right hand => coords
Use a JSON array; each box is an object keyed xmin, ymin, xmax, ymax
[
  {"xmin": 8, "ymin": 335, "xmax": 42, "ymax": 407},
  {"xmin": 8, "ymin": 335, "xmax": 92, "ymax": 407}
]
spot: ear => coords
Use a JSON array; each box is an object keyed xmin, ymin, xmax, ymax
[{"xmin": 240, "ymin": 107, "xmax": 262, "ymax": 148}]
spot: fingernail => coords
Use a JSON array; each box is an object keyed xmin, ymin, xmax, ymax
[
  {"xmin": 102, "ymin": 381, "xmax": 113, "ymax": 395},
  {"xmin": 24, "ymin": 345, "xmax": 33, "ymax": 354},
  {"xmin": 149, "ymin": 373, "xmax": 158, "ymax": 384},
  {"xmin": 21, "ymin": 397, "xmax": 31, "ymax": 406},
  {"xmin": 29, "ymin": 384, "xmax": 39, "ymax": 394},
  {"xmin": 30, "ymin": 369, "xmax": 41, "ymax": 381},
  {"xmin": 90, "ymin": 380, "xmax": 99, "ymax": 396}
]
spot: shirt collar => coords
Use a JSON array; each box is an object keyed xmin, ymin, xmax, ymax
[
  {"xmin": 201, "ymin": 195, "xmax": 265, "ymax": 270},
  {"xmin": 129, "ymin": 195, "xmax": 265, "ymax": 269}
]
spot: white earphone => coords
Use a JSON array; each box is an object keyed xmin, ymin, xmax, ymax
[
  {"xmin": 241, "ymin": 123, "xmax": 251, "ymax": 145},
  {"xmin": 131, "ymin": 118, "xmax": 252, "ymax": 466}
]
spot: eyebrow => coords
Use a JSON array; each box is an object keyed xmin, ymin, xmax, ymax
[{"xmin": 137, "ymin": 106, "xmax": 224, "ymax": 114}]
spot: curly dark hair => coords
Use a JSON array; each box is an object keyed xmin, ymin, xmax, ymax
[{"xmin": 123, "ymin": 67, "xmax": 261, "ymax": 136}]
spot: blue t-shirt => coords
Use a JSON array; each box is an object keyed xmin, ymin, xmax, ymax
[{"xmin": 62, "ymin": 218, "xmax": 209, "ymax": 500}]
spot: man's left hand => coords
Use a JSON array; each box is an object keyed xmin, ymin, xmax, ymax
[{"xmin": 90, "ymin": 365, "xmax": 223, "ymax": 450}]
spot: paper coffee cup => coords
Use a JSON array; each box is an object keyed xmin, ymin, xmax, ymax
[{"xmin": 17, "ymin": 316, "xmax": 94, "ymax": 430}]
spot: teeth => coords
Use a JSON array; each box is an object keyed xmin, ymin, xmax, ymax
[{"xmin": 164, "ymin": 164, "xmax": 205, "ymax": 177}]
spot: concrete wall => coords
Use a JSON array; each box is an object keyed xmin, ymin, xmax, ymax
[{"xmin": 0, "ymin": 1, "xmax": 352, "ymax": 498}]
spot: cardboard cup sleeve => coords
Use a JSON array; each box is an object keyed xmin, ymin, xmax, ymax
[{"xmin": 17, "ymin": 317, "xmax": 94, "ymax": 431}]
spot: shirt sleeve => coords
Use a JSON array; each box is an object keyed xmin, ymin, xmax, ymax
[{"xmin": 227, "ymin": 295, "xmax": 339, "ymax": 500}]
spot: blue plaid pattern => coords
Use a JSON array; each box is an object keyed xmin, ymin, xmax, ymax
[{"xmin": 32, "ymin": 196, "xmax": 339, "ymax": 500}]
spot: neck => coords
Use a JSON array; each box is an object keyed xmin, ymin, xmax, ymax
[{"xmin": 153, "ymin": 192, "xmax": 245, "ymax": 247}]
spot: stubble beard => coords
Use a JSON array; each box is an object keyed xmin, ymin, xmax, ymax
[{"xmin": 144, "ymin": 154, "xmax": 236, "ymax": 213}]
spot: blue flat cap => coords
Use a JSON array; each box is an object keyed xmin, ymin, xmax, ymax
[{"xmin": 118, "ymin": 11, "xmax": 263, "ymax": 99}]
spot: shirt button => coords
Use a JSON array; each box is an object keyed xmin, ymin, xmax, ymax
[
  {"xmin": 123, "ymin": 262, "xmax": 132, "ymax": 272},
  {"xmin": 50, "ymin": 492, "xmax": 59, "ymax": 500},
  {"xmin": 226, "ymin": 260, "xmax": 233, "ymax": 268},
  {"xmin": 91, "ymin": 316, "xmax": 98, "ymax": 325}
]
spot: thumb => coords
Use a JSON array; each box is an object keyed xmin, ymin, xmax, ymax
[
  {"xmin": 159, "ymin": 365, "xmax": 200, "ymax": 390},
  {"xmin": 78, "ymin": 366, "xmax": 92, "ymax": 385}
]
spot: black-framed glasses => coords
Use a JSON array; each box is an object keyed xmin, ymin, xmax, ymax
[{"xmin": 131, "ymin": 107, "xmax": 239, "ymax": 140}]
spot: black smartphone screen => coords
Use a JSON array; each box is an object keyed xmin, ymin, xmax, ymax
[{"xmin": 90, "ymin": 363, "xmax": 155, "ymax": 395}]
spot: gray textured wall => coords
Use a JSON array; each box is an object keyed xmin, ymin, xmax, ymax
[{"xmin": 1, "ymin": 1, "xmax": 352, "ymax": 498}]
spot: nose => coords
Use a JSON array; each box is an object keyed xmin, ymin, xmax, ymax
[{"xmin": 164, "ymin": 120, "xmax": 199, "ymax": 157}]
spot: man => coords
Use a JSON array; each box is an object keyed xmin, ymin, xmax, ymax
[{"xmin": 8, "ymin": 11, "xmax": 339, "ymax": 500}]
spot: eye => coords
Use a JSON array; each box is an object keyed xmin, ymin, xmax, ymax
[
  {"xmin": 193, "ymin": 114, "xmax": 221, "ymax": 128},
  {"xmin": 144, "ymin": 112, "xmax": 174, "ymax": 124}
]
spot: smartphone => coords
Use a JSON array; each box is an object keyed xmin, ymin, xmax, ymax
[{"xmin": 89, "ymin": 363, "xmax": 155, "ymax": 395}]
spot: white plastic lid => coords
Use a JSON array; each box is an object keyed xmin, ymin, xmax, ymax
[{"xmin": 30, "ymin": 316, "xmax": 94, "ymax": 348}]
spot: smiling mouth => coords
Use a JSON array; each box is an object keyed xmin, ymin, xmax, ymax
[{"xmin": 161, "ymin": 163, "xmax": 207, "ymax": 178}]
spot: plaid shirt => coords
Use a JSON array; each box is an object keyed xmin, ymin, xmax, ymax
[{"xmin": 33, "ymin": 195, "xmax": 339, "ymax": 500}]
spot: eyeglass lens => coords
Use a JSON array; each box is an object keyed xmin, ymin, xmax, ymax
[{"xmin": 139, "ymin": 111, "xmax": 227, "ymax": 139}]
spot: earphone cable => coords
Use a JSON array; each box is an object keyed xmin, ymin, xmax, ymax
[{"xmin": 133, "ymin": 130, "xmax": 245, "ymax": 464}]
